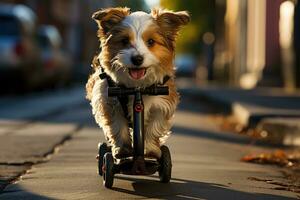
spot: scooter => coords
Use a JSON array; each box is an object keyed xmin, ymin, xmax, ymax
[{"xmin": 97, "ymin": 85, "xmax": 172, "ymax": 188}]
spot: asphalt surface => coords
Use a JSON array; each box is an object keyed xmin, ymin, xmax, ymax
[{"xmin": 0, "ymin": 85, "xmax": 298, "ymax": 199}]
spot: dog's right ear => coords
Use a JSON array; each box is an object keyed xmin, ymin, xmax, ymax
[{"xmin": 92, "ymin": 7, "xmax": 130, "ymax": 37}]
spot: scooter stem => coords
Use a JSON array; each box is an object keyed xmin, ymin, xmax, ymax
[{"xmin": 133, "ymin": 90, "xmax": 144, "ymax": 159}]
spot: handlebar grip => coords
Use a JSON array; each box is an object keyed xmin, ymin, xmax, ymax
[
  {"xmin": 108, "ymin": 87, "xmax": 122, "ymax": 97},
  {"xmin": 150, "ymin": 86, "xmax": 169, "ymax": 95},
  {"xmin": 108, "ymin": 86, "xmax": 169, "ymax": 96}
]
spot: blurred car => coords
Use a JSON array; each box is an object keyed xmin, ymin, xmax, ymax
[
  {"xmin": 37, "ymin": 25, "xmax": 72, "ymax": 87},
  {"xmin": 175, "ymin": 54, "xmax": 197, "ymax": 78},
  {"xmin": 0, "ymin": 3, "xmax": 43, "ymax": 91}
]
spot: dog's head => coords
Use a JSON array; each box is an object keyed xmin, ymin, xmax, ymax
[{"xmin": 93, "ymin": 7, "xmax": 190, "ymax": 87}]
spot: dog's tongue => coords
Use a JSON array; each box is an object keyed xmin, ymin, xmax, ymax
[{"xmin": 129, "ymin": 68, "xmax": 146, "ymax": 80}]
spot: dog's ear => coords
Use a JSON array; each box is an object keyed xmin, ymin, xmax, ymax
[
  {"xmin": 92, "ymin": 7, "xmax": 130, "ymax": 36},
  {"xmin": 151, "ymin": 8, "xmax": 190, "ymax": 41}
]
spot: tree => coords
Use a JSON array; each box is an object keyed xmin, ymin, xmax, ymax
[
  {"xmin": 115, "ymin": 0, "xmax": 147, "ymax": 12},
  {"xmin": 160, "ymin": 0, "xmax": 215, "ymax": 55}
]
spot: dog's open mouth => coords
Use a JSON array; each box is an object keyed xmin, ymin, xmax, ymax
[{"xmin": 129, "ymin": 68, "xmax": 146, "ymax": 80}]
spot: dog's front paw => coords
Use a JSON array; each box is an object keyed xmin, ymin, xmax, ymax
[{"xmin": 112, "ymin": 145, "xmax": 133, "ymax": 159}]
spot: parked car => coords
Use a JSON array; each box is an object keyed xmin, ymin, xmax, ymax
[
  {"xmin": 0, "ymin": 3, "xmax": 43, "ymax": 91},
  {"xmin": 175, "ymin": 54, "xmax": 197, "ymax": 78},
  {"xmin": 37, "ymin": 25, "xmax": 72, "ymax": 87}
]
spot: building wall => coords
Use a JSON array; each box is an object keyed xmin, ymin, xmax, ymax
[
  {"xmin": 265, "ymin": 0, "xmax": 282, "ymax": 68},
  {"xmin": 294, "ymin": 1, "xmax": 300, "ymax": 87},
  {"xmin": 224, "ymin": 0, "xmax": 247, "ymax": 86},
  {"xmin": 222, "ymin": 0, "xmax": 288, "ymax": 88}
]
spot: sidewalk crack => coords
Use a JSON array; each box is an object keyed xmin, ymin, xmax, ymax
[{"xmin": 0, "ymin": 125, "xmax": 82, "ymax": 194}]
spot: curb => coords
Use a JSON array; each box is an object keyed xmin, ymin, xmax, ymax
[
  {"xmin": 257, "ymin": 118, "xmax": 300, "ymax": 146},
  {"xmin": 181, "ymin": 87, "xmax": 300, "ymax": 146},
  {"xmin": 181, "ymin": 87, "xmax": 300, "ymax": 127}
]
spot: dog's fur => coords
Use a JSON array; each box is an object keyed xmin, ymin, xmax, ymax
[{"xmin": 86, "ymin": 7, "xmax": 190, "ymax": 159}]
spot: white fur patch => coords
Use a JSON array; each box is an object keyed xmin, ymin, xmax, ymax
[{"xmin": 121, "ymin": 12, "xmax": 159, "ymax": 69}]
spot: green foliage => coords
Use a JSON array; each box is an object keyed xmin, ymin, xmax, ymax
[
  {"xmin": 115, "ymin": 0, "xmax": 147, "ymax": 11},
  {"xmin": 160, "ymin": 0, "xmax": 215, "ymax": 55}
]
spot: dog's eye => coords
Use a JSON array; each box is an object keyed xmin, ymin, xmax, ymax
[
  {"xmin": 147, "ymin": 39, "xmax": 155, "ymax": 47},
  {"xmin": 121, "ymin": 37, "xmax": 130, "ymax": 46}
]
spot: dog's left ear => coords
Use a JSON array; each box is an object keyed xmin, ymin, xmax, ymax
[
  {"xmin": 151, "ymin": 8, "xmax": 190, "ymax": 39},
  {"xmin": 92, "ymin": 7, "xmax": 130, "ymax": 37}
]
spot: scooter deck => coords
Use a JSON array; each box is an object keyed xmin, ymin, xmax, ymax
[{"xmin": 114, "ymin": 157, "xmax": 159, "ymax": 175}]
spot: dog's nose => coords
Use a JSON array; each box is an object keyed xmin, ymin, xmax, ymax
[{"xmin": 131, "ymin": 55, "xmax": 144, "ymax": 66}]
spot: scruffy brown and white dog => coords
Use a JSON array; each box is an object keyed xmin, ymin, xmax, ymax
[{"xmin": 86, "ymin": 7, "xmax": 190, "ymax": 159}]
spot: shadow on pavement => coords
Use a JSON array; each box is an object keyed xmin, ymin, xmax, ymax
[
  {"xmin": 0, "ymin": 186, "xmax": 55, "ymax": 200},
  {"xmin": 113, "ymin": 176, "xmax": 295, "ymax": 200},
  {"xmin": 172, "ymin": 125, "xmax": 284, "ymax": 148},
  {"xmin": 172, "ymin": 125, "xmax": 251, "ymax": 145},
  {"xmin": 177, "ymin": 94, "xmax": 229, "ymax": 115}
]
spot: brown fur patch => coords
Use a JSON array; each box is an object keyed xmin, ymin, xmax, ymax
[
  {"xmin": 142, "ymin": 24, "xmax": 174, "ymax": 75},
  {"xmin": 86, "ymin": 56, "xmax": 100, "ymax": 100},
  {"xmin": 107, "ymin": 26, "xmax": 134, "ymax": 54},
  {"xmin": 99, "ymin": 25, "xmax": 135, "ymax": 73},
  {"xmin": 92, "ymin": 7, "xmax": 130, "ymax": 39},
  {"xmin": 86, "ymin": 74, "xmax": 96, "ymax": 101},
  {"xmin": 165, "ymin": 79, "xmax": 180, "ymax": 118},
  {"xmin": 151, "ymin": 8, "xmax": 190, "ymax": 49}
]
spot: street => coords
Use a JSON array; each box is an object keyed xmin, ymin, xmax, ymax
[{"xmin": 0, "ymin": 85, "xmax": 298, "ymax": 199}]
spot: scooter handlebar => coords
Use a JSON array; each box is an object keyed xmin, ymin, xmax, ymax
[
  {"xmin": 108, "ymin": 86, "xmax": 169, "ymax": 97},
  {"xmin": 108, "ymin": 87, "xmax": 129, "ymax": 96},
  {"xmin": 144, "ymin": 86, "xmax": 169, "ymax": 95}
]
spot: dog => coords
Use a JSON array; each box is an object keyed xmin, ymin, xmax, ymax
[{"xmin": 86, "ymin": 7, "xmax": 190, "ymax": 159}]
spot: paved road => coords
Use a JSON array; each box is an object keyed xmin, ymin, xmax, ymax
[{"xmin": 0, "ymin": 86, "xmax": 298, "ymax": 199}]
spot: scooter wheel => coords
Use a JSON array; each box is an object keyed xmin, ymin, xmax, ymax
[
  {"xmin": 103, "ymin": 152, "xmax": 114, "ymax": 188},
  {"xmin": 159, "ymin": 145, "xmax": 172, "ymax": 183},
  {"xmin": 98, "ymin": 143, "xmax": 108, "ymax": 176}
]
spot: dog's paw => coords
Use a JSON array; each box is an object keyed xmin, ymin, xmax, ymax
[
  {"xmin": 145, "ymin": 147, "xmax": 161, "ymax": 160},
  {"xmin": 112, "ymin": 145, "xmax": 133, "ymax": 159}
]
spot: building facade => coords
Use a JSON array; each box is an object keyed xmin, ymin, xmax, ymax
[{"xmin": 215, "ymin": 0, "xmax": 298, "ymax": 89}]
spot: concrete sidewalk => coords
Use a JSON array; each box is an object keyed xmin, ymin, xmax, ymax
[
  {"xmin": 1, "ymin": 111, "xmax": 298, "ymax": 199},
  {"xmin": 0, "ymin": 85, "xmax": 86, "ymax": 120},
  {"xmin": 181, "ymin": 86, "xmax": 300, "ymax": 146},
  {"xmin": 0, "ymin": 85, "xmax": 87, "ymax": 191}
]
